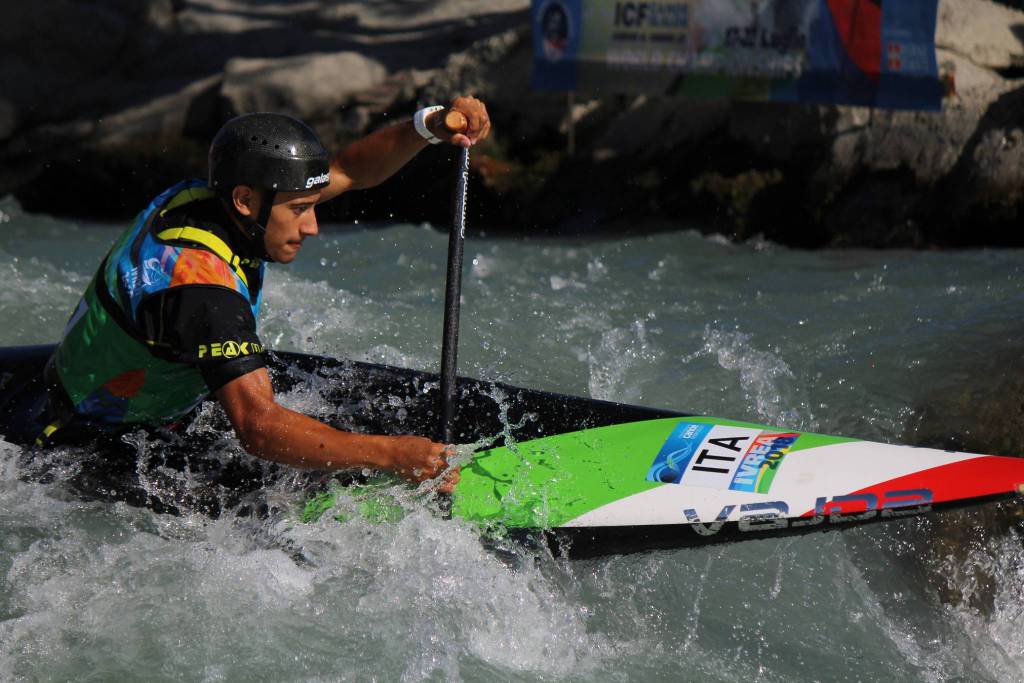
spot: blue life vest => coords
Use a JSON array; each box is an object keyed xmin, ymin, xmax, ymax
[{"xmin": 54, "ymin": 179, "xmax": 265, "ymax": 425}]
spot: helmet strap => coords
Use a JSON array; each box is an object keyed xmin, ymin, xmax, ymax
[
  {"xmin": 256, "ymin": 189, "xmax": 276, "ymax": 235},
  {"xmin": 220, "ymin": 189, "xmax": 276, "ymax": 262},
  {"xmin": 250, "ymin": 189, "xmax": 276, "ymax": 262}
]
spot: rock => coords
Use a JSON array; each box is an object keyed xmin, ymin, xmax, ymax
[
  {"xmin": 690, "ymin": 169, "xmax": 785, "ymax": 229},
  {"xmin": 938, "ymin": 46, "xmax": 1018, "ymax": 102},
  {"xmin": 4, "ymin": 0, "xmax": 1024, "ymax": 248},
  {"xmin": 351, "ymin": 0, "xmax": 527, "ymax": 30},
  {"xmin": 934, "ymin": 82, "xmax": 1024, "ymax": 243},
  {"xmin": 221, "ymin": 53, "xmax": 388, "ymax": 121},
  {"xmin": 593, "ymin": 96, "xmax": 730, "ymax": 163},
  {"xmin": 937, "ymin": 0, "xmax": 1024, "ymax": 70},
  {"xmin": 961, "ymin": 126, "xmax": 1024, "ymax": 202},
  {"xmin": 92, "ymin": 75, "xmax": 223, "ymax": 149},
  {"xmin": 0, "ymin": 0, "xmax": 174, "ymax": 125}
]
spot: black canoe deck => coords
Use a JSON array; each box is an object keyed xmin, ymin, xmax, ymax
[
  {"xmin": 0, "ymin": 343, "xmax": 684, "ymax": 446},
  {"xmin": 0, "ymin": 344, "xmax": 685, "ymax": 524}
]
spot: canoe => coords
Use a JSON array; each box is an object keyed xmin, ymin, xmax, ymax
[{"xmin": 3, "ymin": 344, "xmax": 1022, "ymax": 558}]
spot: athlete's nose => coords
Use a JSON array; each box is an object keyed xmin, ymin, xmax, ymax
[{"xmin": 301, "ymin": 209, "xmax": 319, "ymax": 238}]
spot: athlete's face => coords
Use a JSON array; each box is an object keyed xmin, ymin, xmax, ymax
[
  {"xmin": 230, "ymin": 186, "xmax": 322, "ymax": 263},
  {"xmin": 263, "ymin": 190, "xmax": 321, "ymax": 263}
]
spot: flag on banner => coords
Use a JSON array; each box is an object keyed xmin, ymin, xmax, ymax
[{"xmin": 532, "ymin": 0, "xmax": 943, "ymax": 111}]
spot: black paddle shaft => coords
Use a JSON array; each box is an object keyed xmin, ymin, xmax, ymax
[{"xmin": 439, "ymin": 146, "xmax": 470, "ymax": 443}]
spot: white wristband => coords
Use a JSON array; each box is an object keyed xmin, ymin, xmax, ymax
[{"xmin": 413, "ymin": 105, "xmax": 445, "ymax": 144}]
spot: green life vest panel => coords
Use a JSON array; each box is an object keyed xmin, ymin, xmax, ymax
[{"xmin": 54, "ymin": 179, "xmax": 265, "ymax": 425}]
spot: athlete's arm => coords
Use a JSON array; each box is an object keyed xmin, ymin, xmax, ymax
[
  {"xmin": 320, "ymin": 95, "xmax": 491, "ymax": 201},
  {"xmin": 214, "ymin": 367, "xmax": 458, "ymax": 491}
]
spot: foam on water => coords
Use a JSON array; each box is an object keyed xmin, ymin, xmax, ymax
[
  {"xmin": 0, "ymin": 440, "xmax": 620, "ymax": 679},
  {"xmin": 3, "ymin": 202, "xmax": 1024, "ymax": 680},
  {"xmin": 697, "ymin": 327, "xmax": 812, "ymax": 429},
  {"xmin": 0, "ymin": 249, "xmax": 89, "ymax": 345}
]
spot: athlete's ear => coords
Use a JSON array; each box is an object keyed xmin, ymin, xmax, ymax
[{"xmin": 231, "ymin": 185, "xmax": 257, "ymax": 217}]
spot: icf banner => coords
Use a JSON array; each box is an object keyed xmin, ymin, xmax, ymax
[{"xmin": 532, "ymin": 0, "xmax": 943, "ymax": 111}]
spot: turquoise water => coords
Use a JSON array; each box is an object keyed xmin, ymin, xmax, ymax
[{"xmin": 2, "ymin": 194, "xmax": 1024, "ymax": 681}]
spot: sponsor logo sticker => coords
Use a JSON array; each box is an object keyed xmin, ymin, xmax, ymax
[
  {"xmin": 305, "ymin": 172, "xmax": 330, "ymax": 189},
  {"xmin": 198, "ymin": 340, "xmax": 264, "ymax": 359},
  {"xmin": 730, "ymin": 431, "xmax": 799, "ymax": 493},
  {"xmin": 647, "ymin": 421, "xmax": 799, "ymax": 494}
]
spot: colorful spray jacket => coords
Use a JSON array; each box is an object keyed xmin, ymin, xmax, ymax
[{"xmin": 54, "ymin": 180, "xmax": 265, "ymax": 425}]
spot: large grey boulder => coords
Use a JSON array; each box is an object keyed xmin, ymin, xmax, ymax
[
  {"xmin": 937, "ymin": 0, "xmax": 1024, "ymax": 70},
  {"xmin": 91, "ymin": 75, "xmax": 224, "ymax": 149},
  {"xmin": 221, "ymin": 53, "xmax": 388, "ymax": 121}
]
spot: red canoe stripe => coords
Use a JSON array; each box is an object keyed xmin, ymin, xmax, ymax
[{"xmin": 799, "ymin": 455, "xmax": 1024, "ymax": 516}]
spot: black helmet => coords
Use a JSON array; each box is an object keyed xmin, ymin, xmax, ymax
[{"xmin": 208, "ymin": 113, "xmax": 330, "ymax": 193}]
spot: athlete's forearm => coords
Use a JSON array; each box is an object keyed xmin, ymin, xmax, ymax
[
  {"xmin": 324, "ymin": 121, "xmax": 429, "ymax": 198},
  {"xmin": 321, "ymin": 97, "xmax": 488, "ymax": 202},
  {"xmin": 235, "ymin": 400, "xmax": 401, "ymax": 470},
  {"xmin": 214, "ymin": 367, "xmax": 450, "ymax": 481}
]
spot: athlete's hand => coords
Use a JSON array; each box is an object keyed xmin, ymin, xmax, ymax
[
  {"xmin": 389, "ymin": 435, "xmax": 461, "ymax": 493},
  {"xmin": 431, "ymin": 96, "xmax": 491, "ymax": 148}
]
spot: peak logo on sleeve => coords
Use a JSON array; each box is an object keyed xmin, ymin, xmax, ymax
[{"xmin": 198, "ymin": 340, "xmax": 264, "ymax": 359}]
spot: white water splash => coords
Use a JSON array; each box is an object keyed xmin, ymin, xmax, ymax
[
  {"xmin": 587, "ymin": 318, "xmax": 662, "ymax": 403},
  {"xmin": 0, "ymin": 439, "xmax": 21, "ymax": 483},
  {"xmin": 0, "ymin": 249, "xmax": 89, "ymax": 346},
  {"xmin": 698, "ymin": 327, "xmax": 811, "ymax": 427}
]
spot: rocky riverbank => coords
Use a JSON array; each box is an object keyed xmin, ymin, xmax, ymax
[{"xmin": 2, "ymin": 0, "xmax": 1023, "ymax": 247}]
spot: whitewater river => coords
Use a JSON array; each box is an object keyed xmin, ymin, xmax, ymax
[{"xmin": 2, "ymin": 194, "xmax": 1024, "ymax": 681}]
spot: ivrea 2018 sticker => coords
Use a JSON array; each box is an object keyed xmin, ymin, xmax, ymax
[{"xmin": 646, "ymin": 421, "xmax": 799, "ymax": 493}]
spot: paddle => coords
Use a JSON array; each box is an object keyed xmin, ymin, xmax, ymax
[{"xmin": 439, "ymin": 110, "xmax": 470, "ymax": 444}]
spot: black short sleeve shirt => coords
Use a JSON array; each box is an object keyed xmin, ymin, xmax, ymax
[
  {"xmin": 137, "ymin": 197, "xmax": 268, "ymax": 392},
  {"xmin": 137, "ymin": 286, "xmax": 266, "ymax": 392}
]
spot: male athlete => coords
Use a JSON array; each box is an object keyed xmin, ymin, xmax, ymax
[{"xmin": 45, "ymin": 97, "xmax": 491, "ymax": 492}]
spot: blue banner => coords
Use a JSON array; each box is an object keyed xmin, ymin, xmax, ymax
[{"xmin": 532, "ymin": 0, "xmax": 942, "ymax": 111}]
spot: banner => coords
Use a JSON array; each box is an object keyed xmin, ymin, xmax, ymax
[{"xmin": 532, "ymin": 0, "xmax": 942, "ymax": 111}]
